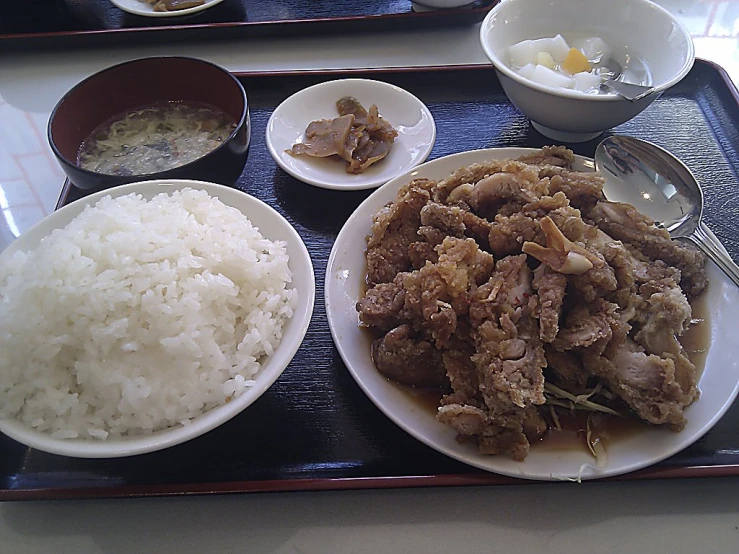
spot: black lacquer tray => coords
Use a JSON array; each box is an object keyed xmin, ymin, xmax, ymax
[
  {"xmin": 0, "ymin": 0, "xmax": 496, "ymax": 51},
  {"xmin": 2, "ymin": 59, "xmax": 739, "ymax": 501}
]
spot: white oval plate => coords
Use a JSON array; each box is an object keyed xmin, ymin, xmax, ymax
[
  {"xmin": 109, "ymin": 0, "xmax": 224, "ymax": 17},
  {"xmin": 266, "ymin": 79, "xmax": 437, "ymax": 191},
  {"xmin": 0, "ymin": 180, "xmax": 315, "ymax": 458},
  {"xmin": 325, "ymin": 148, "xmax": 739, "ymax": 481}
]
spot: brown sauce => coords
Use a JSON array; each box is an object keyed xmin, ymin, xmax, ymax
[
  {"xmin": 397, "ymin": 384, "xmax": 645, "ymax": 455},
  {"xmin": 397, "ymin": 385, "xmax": 443, "ymax": 413},
  {"xmin": 536, "ymin": 409, "xmax": 645, "ymax": 453},
  {"xmin": 680, "ymin": 293, "xmax": 710, "ymax": 379},
  {"xmin": 359, "ymin": 254, "xmax": 371, "ymax": 299}
]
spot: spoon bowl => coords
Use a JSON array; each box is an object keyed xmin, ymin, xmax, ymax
[{"xmin": 595, "ymin": 135, "xmax": 739, "ymax": 286}]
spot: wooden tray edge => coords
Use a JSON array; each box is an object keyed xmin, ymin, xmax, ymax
[{"xmin": 4, "ymin": 464, "xmax": 738, "ymax": 502}]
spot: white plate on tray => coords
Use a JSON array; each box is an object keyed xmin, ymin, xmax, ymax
[
  {"xmin": 109, "ymin": 0, "xmax": 224, "ymax": 17},
  {"xmin": 265, "ymin": 78, "xmax": 436, "ymax": 191},
  {"xmin": 324, "ymin": 147, "xmax": 739, "ymax": 481}
]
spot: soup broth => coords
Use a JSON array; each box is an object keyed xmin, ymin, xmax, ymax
[{"xmin": 77, "ymin": 102, "xmax": 237, "ymax": 176}]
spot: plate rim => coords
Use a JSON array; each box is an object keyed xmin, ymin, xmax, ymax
[
  {"xmin": 108, "ymin": 0, "xmax": 225, "ymax": 18},
  {"xmin": 324, "ymin": 146, "xmax": 739, "ymax": 481},
  {"xmin": 265, "ymin": 77, "xmax": 437, "ymax": 191}
]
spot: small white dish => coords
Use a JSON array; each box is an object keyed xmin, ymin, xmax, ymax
[
  {"xmin": 0, "ymin": 179, "xmax": 315, "ymax": 458},
  {"xmin": 266, "ymin": 78, "xmax": 436, "ymax": 191},
  {"xmin": 325, "ymin": 148, "xmax": 739, "ymax": 481},
  {"xmin": 109, "ymin": 0, "xmax": 224, "ymax": 17}
]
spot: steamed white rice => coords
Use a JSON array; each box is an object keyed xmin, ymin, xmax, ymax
[{"xmin": 0, "ymin": 188, "xmax": 297, "ymax": 440}]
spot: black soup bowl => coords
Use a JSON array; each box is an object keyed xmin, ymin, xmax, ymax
[{"xmin": 48, "ymin": 56, "xmax": 250, "ymax": 191}]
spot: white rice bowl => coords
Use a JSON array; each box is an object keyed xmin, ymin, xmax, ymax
[{"xmin": 0, "ymin": 180, "xmax": 315, "ymax": 458}]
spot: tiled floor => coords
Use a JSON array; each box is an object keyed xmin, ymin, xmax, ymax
[
  {"xmin": 0, "ymin": 96, "xmax": 65, "ymax": 239},
  {"xmin": 1, "ymin": 0, "xmax": 738, "ymax": 250}
]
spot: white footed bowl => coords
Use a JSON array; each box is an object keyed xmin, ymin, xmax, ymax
[{"xmin": 479, "ymin": 0, "xmax": 695, "ymax": 142}]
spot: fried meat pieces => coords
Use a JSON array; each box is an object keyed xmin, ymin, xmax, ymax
[{"xmin": 358, "ymin": 147, "xmax": 707, "ymax": 460}]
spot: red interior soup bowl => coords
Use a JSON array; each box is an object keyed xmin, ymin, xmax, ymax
[{"xmin": 48, "ymin": 56, "xmax": 250, "ymax": 191}]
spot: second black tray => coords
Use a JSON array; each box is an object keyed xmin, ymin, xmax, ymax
[
  {"xmin": 3, "ymin": 60, "xmax": 739, "ymax": 501},
  {"xmin": 0, "ymin": 0, "xmax": 496, "ymax": 51}
]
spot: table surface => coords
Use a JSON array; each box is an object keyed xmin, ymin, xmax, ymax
[{"xmin": 2, "ymin": 1, "xmax": 739, "ymax": 552}]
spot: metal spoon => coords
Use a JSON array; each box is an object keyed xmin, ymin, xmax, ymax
[
  {"xmin": 597, "ymin": 59, "xmax": 654, "ymax": 102},
  {"xmin": 594, "ymin": 135, "xmax": 739, "ymax": 286}
]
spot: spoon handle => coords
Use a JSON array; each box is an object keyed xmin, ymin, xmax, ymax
[
  {"xmin": 600, "ymin": 80, "xmax": 654, "ymax": 102},
  {"xmin": 690, "ymin": 222, "xmax": 739, "ymax": 287}
]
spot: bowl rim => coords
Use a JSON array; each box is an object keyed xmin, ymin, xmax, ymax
[
  {"xmin": 0, "ymin": 179, "xmax": 316, "ymax": 458},
  {"xmin": 46, "ymin": 56, "xmax": 250, "ymax": 180},
  {"xmin": 109, "ymin": 0, "xmax": 225, "ymax": 18},
  {"xmin": 479, "ymin": 0, "xmax": 696, "ymax": 102}
]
